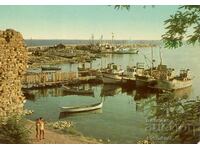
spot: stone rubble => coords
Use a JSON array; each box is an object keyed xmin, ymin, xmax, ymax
[{"xmin": 49, "ymin": 121, "xmax": 74, "ymax": 129}]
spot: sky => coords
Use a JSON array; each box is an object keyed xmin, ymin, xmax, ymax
[{"xmin": 0, "ymin": 5, "xmax": 179, "ymax": 40}]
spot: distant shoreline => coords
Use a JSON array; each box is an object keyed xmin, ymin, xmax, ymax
[{"xmin": 25, "ymin": 39, "xmax": 161, "ymax": 47}]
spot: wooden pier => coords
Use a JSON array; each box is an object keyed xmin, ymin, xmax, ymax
[{"xmin": 21, "ymin": 71, "xmax": 101, "ymax": 89}]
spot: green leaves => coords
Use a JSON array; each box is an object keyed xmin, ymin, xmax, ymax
[
  {"xmin": 114, "ymin": 5, "xmax": 130, "ymax": 10},
  {"xmin": 162, "ymin": 6, "xmax": 200, "ymax": 49},
  {"xmin": 0, "ymin": 116, "xmax": 31, "ymax": 144}
]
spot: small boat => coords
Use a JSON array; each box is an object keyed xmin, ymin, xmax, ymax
[
  {"xmin": 41, "ymin": 66, "xmax": 61, "ymax": 71},
  {"xmin": 121, "ymin": 63, "xmax": 145, "ymax": 86},
  {"xmin": 150, "ymin": 69, "xmax": 192, "ymax": 91},
  {"xmin": 62, "ymin": 86, "xmax": 94, "ymax": 95},
  {"xmin": 60, "ymin": 101, "xmax": 103, "ymax": 113},
  {"xmin": 113, "ymin": 48, "xmax": 139, "ymax": 54},
  {"xmin": 101, "ymin": 63, "xmax": 124, "ymax": 84}
]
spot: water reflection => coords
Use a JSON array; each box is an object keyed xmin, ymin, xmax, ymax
[
  {"xmin": 134, "ymin": 88, "xmax": 156, "ymax": 101},
  {"xmin": 172, "ymin": 86, "xmax": 192, "ymax": 99},
  {"xmin": 100, "ymin": 84, "xmax": 157, "ymax": 101},
  {"xmin": 100, "ymin": 84, "xmax": 122, "ymax": 97},
  {"xmin": 59, "ymin": 109, "xmax": 103, "ymax": 119},
  {"xmin": 63, "ymin": 84, "xmax": 94, "ymax": 97},
  {"xmin": 24, "ymin": 85, "xmax": 95, "ymax": 100},
  {"xmin": 24, "ymin": 87, "xmax": 64, "ymax": 100},
  {"xmin": 23, "ymin": 90, "xmax": 36, "ymax": 101}
]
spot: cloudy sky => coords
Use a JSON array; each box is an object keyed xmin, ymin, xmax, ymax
[{"xmin": 0, "ymin": 5, "xmax": 179, "ymax": 40}]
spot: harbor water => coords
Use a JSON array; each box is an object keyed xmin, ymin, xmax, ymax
[{"xmin": 25, "ymin": 44, "xmax": 200, "ymax": 143}]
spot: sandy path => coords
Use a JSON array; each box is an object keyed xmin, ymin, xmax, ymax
[{"xmin": 27, "ymin": 120, "xmax": 99, "ymax": 144}]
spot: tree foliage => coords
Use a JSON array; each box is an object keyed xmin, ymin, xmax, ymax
[
  {"xmin": 113, "ymin": 5, "xmax": 131, "ymax": 10},
  {"xmin": 113, "ymin": 5, "xmax": 154, "ymax": 10},
  {"xmin": 0, "ymin": 116, "xmax": 31, "ymax": 144},
  {"xmin": 162, "ymin": 6, "xmax": 200, "ymax": 49}
]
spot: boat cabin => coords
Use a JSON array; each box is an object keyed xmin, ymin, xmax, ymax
[
  {"xmin": 179, "ymin": 69, "xmax": 191, "ymax": 80},
  {"xmin": 104, "ymin": 63, "xmax": 124, "ymax": 74}
]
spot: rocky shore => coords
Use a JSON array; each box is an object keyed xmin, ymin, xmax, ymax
[
  {"xmin": 27, "ymin": 42, "xmax": 156, "ymax": 69},
  {"xmin": 27, "ymin": 44, "xmax": 104, "ymax": 68}
]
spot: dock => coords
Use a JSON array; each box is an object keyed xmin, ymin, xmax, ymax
[{"xmin": 21, "ymin": 72, "xmax": 101, "ymax": 89}]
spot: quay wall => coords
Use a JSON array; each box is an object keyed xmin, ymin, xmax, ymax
[
  {"xmin": 21, "ymin": 72, "xmax": 101, "ymax": 89},
  {"xmin": 0, "ymin": 29, "xmax": 28, "ymax": 122},
  {"xmin": 22, "ymin": 72, "xmax": 78, "ymax": 88}
]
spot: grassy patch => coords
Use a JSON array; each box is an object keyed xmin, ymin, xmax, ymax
[
  {"xmin": 61, "ymin": 127, "xmax": 83, "ymax": 136},
  {"xmin": 0, "ymin": 116, "xmax": 31, "ymax": 144}
]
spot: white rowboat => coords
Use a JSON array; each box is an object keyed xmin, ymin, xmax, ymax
[{"xmin": 60, "ymin": 101, "xmax": 103, "ymax": 113}]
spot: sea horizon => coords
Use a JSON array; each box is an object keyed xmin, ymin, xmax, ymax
[{"xmin": 25, "ymin": 39, "xmax": 161, "ymax": 47}]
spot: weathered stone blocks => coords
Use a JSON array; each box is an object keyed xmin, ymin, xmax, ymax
[{"xmin": 0, "ymin": 29, "xmax": 28, "ymax": 122}]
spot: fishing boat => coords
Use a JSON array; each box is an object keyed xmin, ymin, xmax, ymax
[
  {"xmin": 60, "ymin": 101, "xmax": 103, "ymax": 113},
  {"xmin": 135, "ymin": 47, "xmax": 166, "ymax": 88},
  {"xmin": 134, "ymin": 62, "xmax": 157, "ymax": 87},
  {"xmin": 101, "ymin": 63, "xmax": 124, "ymax": 84},
  {"xmin": 150, "ymin": 69, "xmax": 192, "ymax": 91},
  {"xmin": 62, "ymin": 86, "xmax": 94, "ymax": 95},
  {"xmin": 121, "ymin": 63, "xmax": 145, "ymax": 86},
  {"xmin": 114, "ymin": 47, "xmax": 139, "ymax": 54},
  {"xmin": 135, "ymin": 74, "xmax": 156, "ymax": 87},
  {"xmin": 41, "ymin": 66, "xmax": 61, "ymax": 71}
]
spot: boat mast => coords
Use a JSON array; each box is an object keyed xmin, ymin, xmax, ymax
[
  {"xmin": 100, "ymin": 35, "xmax": 103, "ymax": 45},
  {"xmin": 159, "ymin": 46, "xmax": 163, "ymax": 65},
  {"xmin": 111, "ymin": 32, "xmax": 114, "ymax": 45},
  {"xmin": 91, "ymin": 34, "xmax": 94, "ymax": 45},
  {"xmin": 151, "ymin": 46, "xmax": 154, "ymax": 75},
  {"xmin": 30, "ymin": 37, "xmax": 32, "ymax": 47}
]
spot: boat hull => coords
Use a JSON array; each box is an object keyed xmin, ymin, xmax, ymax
[
  {"xmin": 102, "ymin": 73, "xmax": 125, "ymax": 84},
  {"xmin": 152, "ymin": 79, "xmax": 192, "ymax": 91},
  {"xmin": 121, "ymin": 77, "xmax": 136, "ymax": 87},
  {"xmin": 61, "ymin": 102, "xmax": 103, "ymax": 113},
  {"xmin": 135, "ymin": 75, "xmax": 156, "ymax": 87}
]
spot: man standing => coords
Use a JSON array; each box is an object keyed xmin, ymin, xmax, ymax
[
  {"xmin": 39, "ymin": 117, "xmax": 45, "ymax": 140},
  {"xmin": 35, "ymin": 118, "xmax": 40, "ymax": 141}
]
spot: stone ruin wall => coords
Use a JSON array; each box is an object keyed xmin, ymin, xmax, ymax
[{"xmin": 0, "ymin": 29, "xmax": 28, "ymax": 121}]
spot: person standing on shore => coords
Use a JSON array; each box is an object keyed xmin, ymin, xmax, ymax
[
  {"xmin": 39, "ymin": 117, "xmax": 45, "ymax": 140},
  {"xmin": 35, "ymin": 118, "xmax": 40, "ymax": 141}
]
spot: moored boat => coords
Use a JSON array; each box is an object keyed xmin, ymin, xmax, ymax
[
  {"xmin": 62, "ymin": 86, "xmax": 94, "ymax": 95},
  {"xmin": 113, "ymin": 47, "xmax": 139, "ymax": 54},
  {"xmin": 151, "ymin": 69, "xmax": 192, "ymax": 91},
  {"xmin": 60, "ymin": 101, "xmax": 103, "ymax": 113},
  {"xmin": 121, "ymin": 63, "xmax": 145, "ymax": 86},
  {"xmin": 135, "ymin": 74, "xmax": 156, "ymax": 87},
  {"xmin": 102, "ymin": 73, "xmax": 125, "ymax": 84},
  {"xmin": 134, "ymin": 63, "xmax": 157, "ymax": 87},
  {"xmin": 101, "ymin": 63, "xmax": 124, "ymax": 84}
]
